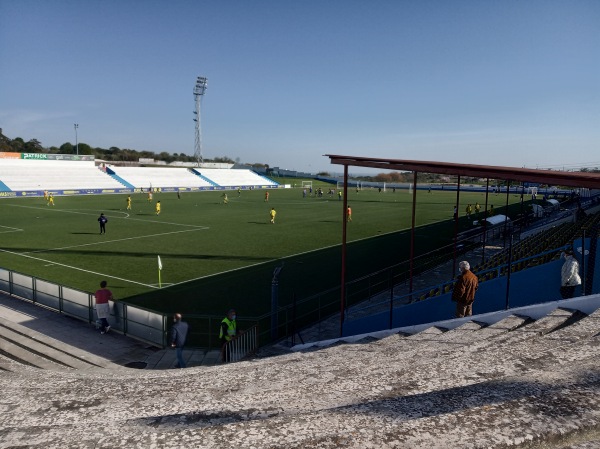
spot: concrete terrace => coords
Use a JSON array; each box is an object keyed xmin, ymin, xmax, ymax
[{"xmin": 2, "ymin": 291, "xmax": 600, "ymax": 448}]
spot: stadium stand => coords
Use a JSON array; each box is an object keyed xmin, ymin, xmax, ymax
[
  {"xmin": 109, "ymin": 166, "xmax": 214, "ymax": 189},
  {"xmin": 0, "ymin": 157, "xmax": 279, "ymax": 193},
  {"xmin": 195, "ymin": 168, "xmax": 278, "ymax": 187},
  {"xmin": 0, "ymin": 159, "xmax": 123, "ymax": 191},
  {"xmin": 1, "ymin": 294, "xmax": 600, "ymax": 447}
]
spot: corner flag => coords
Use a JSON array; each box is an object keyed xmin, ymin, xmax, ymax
[{"xmin": 158, "ymin": 255, "xmax": 163, "ymax": 288}]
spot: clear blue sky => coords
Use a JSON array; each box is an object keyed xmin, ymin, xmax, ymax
[{"xmin": 1, "ymin": 0, "xmax": 598, "ymax": 173}]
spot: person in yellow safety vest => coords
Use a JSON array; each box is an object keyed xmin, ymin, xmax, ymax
[{"xmin": 220, "ymin": 309, "xmax": 237, "ymax": 362}]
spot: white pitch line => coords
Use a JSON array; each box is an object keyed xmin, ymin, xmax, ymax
[
  {"xmin": 0, "ymin": 248, "xmax": 157, "ymax": 288},
  {"xmin": 0, "ymin": 225, "xmax": 24, "ymax": 234},
  {"xmin": 24, "ymin": 228, "xmax": 207, "ymax": 254},
  {"xmin": 4, "ymin": 204, "xmax": 209, "ymax": 229}
]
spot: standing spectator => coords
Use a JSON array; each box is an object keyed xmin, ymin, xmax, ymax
[
  {"xmin": 560, "ymin": 249, "xmax": 581, "ymax": 299},
  {"xmin": 220, "ymin": 309, "xmax": 237, "ymax": 362},
  {"xmin": 94, "ymin": 280, "xmax": 113, "ymax": 334},
  {"xmin": 170, "ymin": 313, "xmax": 189, "ymax": 368},
  {"xmin": 98, "ymin": 213, "xmax": 108, "ymax": 234},
  {"xmin": 452, "ymin": 261, "xmax": 479, "ymax": 318}
]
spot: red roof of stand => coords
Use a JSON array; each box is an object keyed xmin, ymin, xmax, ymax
[{"xmin": 325, "ymin": 155, "xmax": 600, "ymax": 189}]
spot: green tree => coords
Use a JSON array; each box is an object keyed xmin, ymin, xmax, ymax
[
  {"xmin": 23, "ymin": 139, "xmax": 44, "ymax": 153},
  {"xmin": 59, "ymin": 142, "xmax": 74, "ymax": 154}
]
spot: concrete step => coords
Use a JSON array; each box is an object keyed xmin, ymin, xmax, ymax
[
  {"xmin": 0, "ymin": 334, "xmax": 71, "ymax": 370},
  {"xmin": 0, "ymin": 316, "xmax": 124, "ymax": 371}
]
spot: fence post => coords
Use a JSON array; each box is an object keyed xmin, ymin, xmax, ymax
[
  {"xmin": 505, "ymin": 234, "xmax": 514, "ymax": 310},
  {"xmin": 389, "ymin": 268, "xmax": 394, "ymax": 329}
]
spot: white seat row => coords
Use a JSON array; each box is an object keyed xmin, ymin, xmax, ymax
[
  {"xmin": 0, "ymin": 165, "xmax": 123, "ymax": 190},
  {"xmin": 110, "ymin": 167, "xmax": 212, "ymax": 188}
]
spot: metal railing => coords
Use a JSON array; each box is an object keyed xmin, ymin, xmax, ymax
[
  {"xmin": 0, "ymin": 267, "xmax": 167, "ymax": 347},
  {"xmin": 221, "ymin": 324, "xmax": 259, "ymax": 363}
]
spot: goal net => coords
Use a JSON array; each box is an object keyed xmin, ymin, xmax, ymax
[
  {"xmin": 301, "ymin": 180, "xmax": 312, "ymax": 189},
  {"xmin": 527, "ymin": 187, "xmax": 538, "ymax": 196}
]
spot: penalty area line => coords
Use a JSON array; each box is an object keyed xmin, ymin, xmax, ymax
[{"xmin": 0, "ymin": 248, "xmax": 157, "ymax": 289}]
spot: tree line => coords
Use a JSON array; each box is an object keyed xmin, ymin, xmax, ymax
[{"xmin": 0, "ymin": 132, "xmax": 237, "ymax": 165}]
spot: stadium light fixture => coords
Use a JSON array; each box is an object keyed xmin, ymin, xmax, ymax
[{"xmin": 74, "ymin": 123, "xmax": 79, "ymax": 155}]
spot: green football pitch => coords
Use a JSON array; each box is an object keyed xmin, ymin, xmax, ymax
[{"xmin": 0, "ymin": 186, "xmax": 522, "ymax": 317}]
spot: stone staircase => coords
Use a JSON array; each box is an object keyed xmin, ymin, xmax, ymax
[
  {"xmin": 0, "ymin": 316, "xmax": 124, "ymax": 371},
  {"xmin": 0, "ymin": 296, "xmax": 599, "ymax": 447}
]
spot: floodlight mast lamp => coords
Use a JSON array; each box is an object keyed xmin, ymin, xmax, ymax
[
  {"xmin": 74, "ymin": 123, "xmax": 79, "ymax": 155},
  {"xmin": 193, "ymin": 76, "xmax": 208, "ymax": 166}
]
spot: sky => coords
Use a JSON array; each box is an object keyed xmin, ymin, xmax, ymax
[{"xmin": 0, "ymin": 0, "xmax": 599, "ymax": 174}]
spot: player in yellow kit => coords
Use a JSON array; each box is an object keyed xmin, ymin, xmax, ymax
[
  {"xmin": 155, "ymin": 201, "xmax": 161, "ymax": 215},
  {"xmin": 269, "ymin": 207, "xmax": 276, "ymax": 224},
  {"xmin": 47, "ymin": 194, "xmax": 55, "ymax": 206},
  {"xmin": 126, "ymin": 195, "xmax": 132, "ymax": 210}
]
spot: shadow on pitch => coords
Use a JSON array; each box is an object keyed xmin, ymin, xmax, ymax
[{"xmin": 11, "ymin": 247, "xmax": 272, "ymax": 262}]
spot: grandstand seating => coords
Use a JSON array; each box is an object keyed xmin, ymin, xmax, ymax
[
  {"xmin": 0, "ymin": 160, "xmax": 123, "ymax": 191},
  {"xmin": 0, "ymin": 159, "xmax": 279, "ymax": 192},
  {"xmin": 110, "ymin": 167, "xmax": 213, "ymax": 188},
  {"xmin": 416, "ymin": 211, "xmax": 600, "ymax": 302},
  {"xmin": 196, "ymin": 168, "xmax": 277, "ymax": 187}
]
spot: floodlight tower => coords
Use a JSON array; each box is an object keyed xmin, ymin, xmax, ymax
[
  {"xmin": 193, "ymin": 76, "xmax": 208, "ymax": 166},
  {"xmin": 74, "ymin": 123, "xmax": 79, "ymax": 155}
]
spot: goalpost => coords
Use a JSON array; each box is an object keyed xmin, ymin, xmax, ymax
[
  {"xmin": 527, "ymin": 187, "xmax": 538, "ymax": 196},
  {"xmin": 301, "ymin": 180, "xmax": 312, "ymax": 190}
]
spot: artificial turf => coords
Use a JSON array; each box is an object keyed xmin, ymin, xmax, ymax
[{"xmin": 0, "ymin": 186, "xmax": 523, "ymax": 320}]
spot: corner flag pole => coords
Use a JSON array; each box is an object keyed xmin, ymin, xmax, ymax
[{"xmin": 158, "ymin": 255, "xmax": 162, "ymax": 288}]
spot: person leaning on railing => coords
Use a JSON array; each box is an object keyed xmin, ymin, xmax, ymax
[{"xmin": 220, "ymin": 308, "xmax": 237, "ymax": 362}]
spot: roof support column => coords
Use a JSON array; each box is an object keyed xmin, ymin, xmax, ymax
[
  {"xmin": 453, "ymin": 175, "xmax": 461, "ymax": 276},
  {"xmin": 409, "ymin": 171, "xmax": 418, "ymax": 296},
  {"xmin": 503, "ymin": 180, "xmax": 511, "ymax": 248},
  {"xmin": 482, "ymin": 179, "xmax": 490, "ymax": 265},
  {"xmin": 340, "ymin": 164, "xmax": 349, "ymax": 337}
]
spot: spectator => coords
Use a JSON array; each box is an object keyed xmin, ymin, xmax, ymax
[
  {"xmin": 560, "ymin": 249, "xmax": 581, "ymax": 299},
  {"xmin": 452, "ymin": 261, "xmax": 479, "ymax": 318},
  {"xmin": 220, "ymin": 309, "xmax": 237, "ymax": 362},
  {"xmin": 94, "ymin": 280, "xmax": 113, "ymax": 334},
  {"xmin": 170, "ymin": 313, "xmax": 189, "ymax": 368}
]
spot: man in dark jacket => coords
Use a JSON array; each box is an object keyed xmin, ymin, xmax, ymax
[
  {"xmin": 452, "ymin": 261, "xmax": 479, "ymax": 318},
  {"xmin": 170, "ymin": 313, "xmax": 189, "ymax": 368}
]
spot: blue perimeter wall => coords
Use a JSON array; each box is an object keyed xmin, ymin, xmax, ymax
[{"xmin": 343, "ymin": 237, "xmax": 599, "ymax": 336}]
